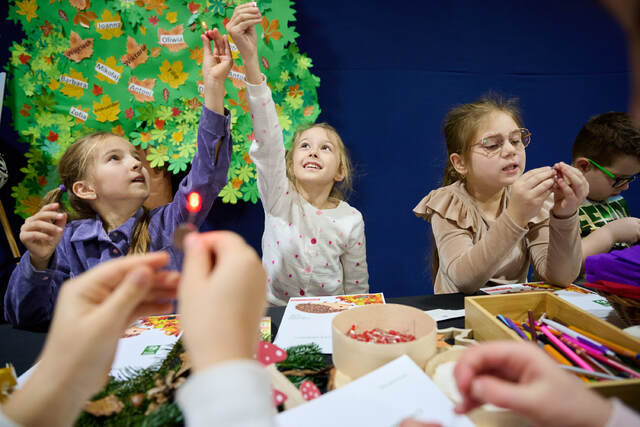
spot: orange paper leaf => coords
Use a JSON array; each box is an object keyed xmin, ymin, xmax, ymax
[
  {"xmin": 158, "ymin": 25, "xmax": 187, "ymax": 52},
  {"xmin": 64, "ymin": 31, "xmax": 93, "ymax": 63},
  {"xmin": 120, "ymin": 36, "xmax": 149, "ymax": 69},
  {"xmin": 128, "ymin": 76, "xmax": 156, "ymax": 102}
]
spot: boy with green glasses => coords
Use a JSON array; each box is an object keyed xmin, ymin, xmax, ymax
[{"xmin": 572, "ymin": 112, "xmax": 640, "ymax": 261}]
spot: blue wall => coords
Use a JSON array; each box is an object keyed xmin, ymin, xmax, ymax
[{"xmin": 0, "ymin": 1, "xmax": 635, "ymax": 298}]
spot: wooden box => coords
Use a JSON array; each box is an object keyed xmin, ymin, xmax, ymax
[{"xmin": 465, "ymin": 292, "xmax": 640, "ymax": 411}]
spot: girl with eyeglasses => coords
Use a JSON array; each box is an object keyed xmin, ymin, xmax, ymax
[{"xmin": 413, "ymin": 95, "xmax": 588, "ymax": 294}]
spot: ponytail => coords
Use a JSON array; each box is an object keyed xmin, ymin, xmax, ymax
[{"xmin": 128, "ymin": 207, "xmax": 151, "ymax": 254}]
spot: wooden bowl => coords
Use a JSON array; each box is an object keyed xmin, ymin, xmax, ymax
[{"xmin": 331, "ymin": 303, "xmax": 437, "ymax": 380}]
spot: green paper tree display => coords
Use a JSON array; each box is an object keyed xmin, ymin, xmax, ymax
[{"xmin": 6, "ymin": 0, "xmax": 321, "ymax": 218}]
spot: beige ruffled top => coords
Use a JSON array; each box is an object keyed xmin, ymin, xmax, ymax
[{"xmin": 413, "ymin": 181, "xmax": 582, "ymax": 294}]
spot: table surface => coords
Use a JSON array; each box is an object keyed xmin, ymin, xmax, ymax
[{"xmin": 1, "ymin": 293, "xmax": 467, "ymax": 376}]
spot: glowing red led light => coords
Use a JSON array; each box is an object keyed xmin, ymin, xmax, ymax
[{"xmin": 187, "ymin": 192, "xmax": 202, "ymax": 213}]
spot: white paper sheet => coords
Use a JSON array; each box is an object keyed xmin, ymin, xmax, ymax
[
  {"xmin": 276, "ymin": 354, "xmax": 474, "ymax": 427},
  {"xmin": 424, "ymin": 308, "xmax": 466, "ymax": 322},
  {"xmin": 274, "ymin": 294, "xmax": 385, "ymax": 353}
]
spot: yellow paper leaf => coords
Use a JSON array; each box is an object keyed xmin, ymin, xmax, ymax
[
  {"xmin": 172, "ymin": 131, "xmax": 183, "ymax": 142},
  {"xmin": 189, "ymin": 45, "xmax": 203, "ymax": 66},
  {"xmin": 140, "ymin": 25, "xmax": 147, "ymax": 35},
  {"xmin": 95, "ymin": 56, "xmax": 123, "ymax": 84},
  {"xmin": 48, "ymin": 78, "xmax": 60, "ymax": 91},
  {"xmin": 60, "ymin": 68, "xmax": 87, "ymax": 99},
  {"xmin": 95, "ymin": 10, "xmax": 123, "ymax": 40},
  {"xmin": 93, "ymin": 95, "xmax": 120, "ymax": 122},
  {"xmin": 166, "ymin": 11, "xmax": 177, "ymax": 23},
  {"xmin": 16, "ymin": 0, "xmax": 38, "ymax": 22},
  {"xmin": 159, "ymin": 60, "xmax": 188, "ymax": 89}
]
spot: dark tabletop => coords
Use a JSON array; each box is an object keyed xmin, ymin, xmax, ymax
[{"xmin": 1, "ymin": 293, "xmax": 467, "ymax": 376}]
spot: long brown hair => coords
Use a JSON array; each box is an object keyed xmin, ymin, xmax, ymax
[
  {"xmin": 42, "ymin": 132, "xmax": 151, "ymax": 254},
  {"xmin": 285, "ymin": 122, "xmax": 353, "ymax": 201},
  {"xmin": 432, "ymin": 94, "xmax": 523, "ymax": 280}
]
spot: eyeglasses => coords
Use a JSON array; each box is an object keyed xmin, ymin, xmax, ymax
[
  {"xmin": 472, "ymin": 128, "xmax": 531, "ymax": 157},
  {"xmin": 587, "ymin": 158, "xmax": 638, "ymax": 189}
]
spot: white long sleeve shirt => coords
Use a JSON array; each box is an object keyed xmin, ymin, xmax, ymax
[{"xmin": 245, "ymin": 77, "xmax": 369, "ymax": 305}]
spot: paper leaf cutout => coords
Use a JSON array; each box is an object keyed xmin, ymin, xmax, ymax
[
  {"xmin": 256, "ymin": 342, "xmax": 287, "ymax": 366},
  {"xmin": 158, "ymin": 25, "xmax": 187, "ymax": 52},
  {"xmin": 95, "ymin": 57, "xmax": 123, "ymax": 84},
  {"xmin": 261, "ymin": 17, "xmax": 282, "ymax": 45},
  {"xmin": 84, "ymin": 395, "xmax": 124, "ymax": 416},
  {"xmin": 159, "ymin": 59, "xmax": 188, "ymax": 88},
  {"xmin": 120, "ymin": 37, "xmax": 149, "ymax": 69},
  {"xmin": 16, "ymin": 0, "xmax": 38, "ymax": 22},
  {"xmin": 299, "ymin": 380, "xmax": 321, "ymax": 401},
  {"xmin": 59, "ymin": 69, "xmax": 88, "ymax": 99},
  {"xmin": 128, "ymin": 76, "xmax": 156, "ymax": 102},
  {"xmin": 64, "ymin": 31, "xmax": 94, "ymax": 63},
  {"xmin": 139, "ymin": 0, "xmax": 168, "ymax": 15},
  {"xmin": 69, "ymin": 0, "xmax": 89, "ymax": 10},
  {"xmin": 93, "ymin": 95, "xmax": 120, "ymax": 122},
  {"xmin": 272, "ymin": 388, "xmax": 288, "ymax": 407},
  {"xmin": 96, "ymin": 10, "xmax": 124, "ymax": 40}
]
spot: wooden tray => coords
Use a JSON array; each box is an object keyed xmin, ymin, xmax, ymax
[{"xmin": 465, "ymin": 292, "xmax": 640, "ymax": 411}]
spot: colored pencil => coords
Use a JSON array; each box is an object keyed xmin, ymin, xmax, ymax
[
  {"xmin": 540, "ymin": 325, "xmax": 594, "ymax": 371},
  {"xmin": 559, "ymin": 365, "xmax": 626, "ymax": 381},
  {"xmin": 569, "ymin": 326, "xmax": 640, "ymax": 360},
  {"xmin": 528, "ymin": 310, "xmax": 537, "ymax": 343},
  {"xmin": 544, "ymin": 344, "xmax": 589, "ymax": 383}
]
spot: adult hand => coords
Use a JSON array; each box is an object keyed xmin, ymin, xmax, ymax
[
  {"xmin": 20, "ymin": 203, "xmax": 67, "ymax": 270},
  {"xmin": 506, "ymin": 167, "xmax": 555, "ymax": 227},
  {"xmin": 551, "ymin": 162, "xmax": 589, "ymax": 219},
  {"xmin": 3, "ymin": 252, "xmax": 179, "ymax": 427},
  {"xmin": 201, "ymin": 27, "xmax": 233, "ymax": 114},
  {"xmin": 179, "ymin": 231, "xmax": 267, "ymax": 372},
  {"xmin": 453, "ymin": 341, "xmax": 612, "ymax": 427}
]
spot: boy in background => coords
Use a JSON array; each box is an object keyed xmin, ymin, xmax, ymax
[{"xmin": 572, "ymin": 112, "xmax": 640, "ymax": 260}]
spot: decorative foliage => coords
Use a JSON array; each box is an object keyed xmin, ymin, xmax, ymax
[
  {"xmin": 74, "ymin": 340, "xmax": 327, "ymax": 426},
  {"xmin": 7, "ymin": 0, "xmax": 321, "ymax": 218}
]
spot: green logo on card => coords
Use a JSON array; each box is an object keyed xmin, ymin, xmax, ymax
[
  {"xmin": 593, "ymin": 299, "xmax": 611, "ymax": 307},
  {"xmin": 141, "ymin": 345, "xmax": 161, "ymax": 355}
]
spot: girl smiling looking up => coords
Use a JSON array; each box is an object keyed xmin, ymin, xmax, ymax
[
  {"xmin": 5, "ymin": 28, "xmax": 234, "ymax": 327},
  {"xmin": 414, "ymin": 96, "xmax": 588, "ymax": 294},
  {"xmin": 226, "ymin": 3, "xmax": 369, "ymax": 305}
]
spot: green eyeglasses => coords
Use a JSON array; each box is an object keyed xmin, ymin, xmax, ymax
[{"xmin": 587, "ymin": 158, "xmax": 638, "ymax": 189}]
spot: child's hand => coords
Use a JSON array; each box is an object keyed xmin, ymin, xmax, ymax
[
  {"xmin": 226, "ymin": 3, "xmax": 262, "ymax": 84},
  {"xmin": 601, "ymin": 217, "xmax": 640, "ymax": 245},
  {"xmin": 201, "ymin": 28, "xmax": 233, "ymax": 114},
  {"xmin": 551, "ymin": 162, "xmax": 589, "ymax": 219},
  {"xmin": 506, "ymin": 167, "xmax": 555, "ymax": 227},
  {"xmin": 20, "ymin": 203, "xmax": 67, "ymax": 270}
]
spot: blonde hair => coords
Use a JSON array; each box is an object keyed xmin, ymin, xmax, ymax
[
  {"xmin": 42, "ymin": 132, "xmax": 151, "ymax": 254},
  {"xmin": 285, "ymin": 122, "xmax": 353, "ymax": 201},
  {"xmin": 432, "ymin": 94, "xmax": 523, "ymax": 280}
]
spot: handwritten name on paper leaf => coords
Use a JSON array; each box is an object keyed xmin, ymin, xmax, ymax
[{"xmin": 65, "ymin": 31, "xmax": 94, "ymax": 63}]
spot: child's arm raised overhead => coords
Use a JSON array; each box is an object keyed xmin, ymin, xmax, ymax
[
  {"xmin": 157, "ymin": 29, "xmax": 233, "ymax": 233},
  {"xmin": 227, "ymin": 4, "xmax": 287, "ymax": 213}
]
